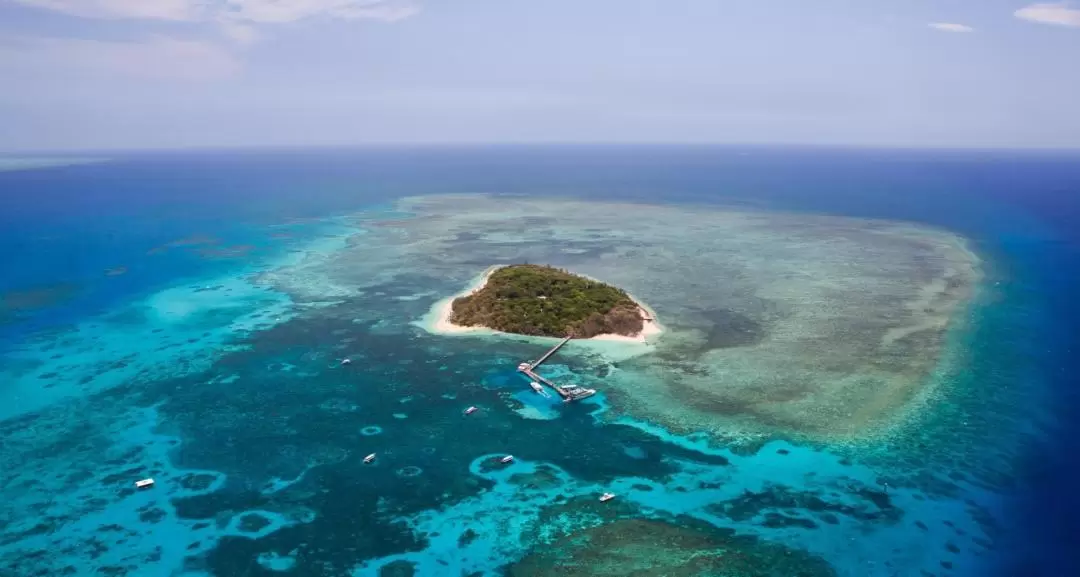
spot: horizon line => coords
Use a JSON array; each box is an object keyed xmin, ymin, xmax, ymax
[{"xmin": 3, "ymin": 141, "xmax": 1080, "ymax": 157}]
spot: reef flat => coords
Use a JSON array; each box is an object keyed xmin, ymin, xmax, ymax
[
  {"xmin": 315, "ymin": 194, "xmax": 981, "ymax": 441},
  {"xmin": 0, "ymin": 191, "xmax": 991, "ymax": 577}
]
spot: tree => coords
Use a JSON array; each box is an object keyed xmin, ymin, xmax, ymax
[{"xmin": 450, "ymin": 264, "xmax": 644, "ymax": 338}]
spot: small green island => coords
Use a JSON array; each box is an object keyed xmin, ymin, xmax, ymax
[{"xmin": 448, "ymin": 264, "xmax": 648, "ymax": 338}]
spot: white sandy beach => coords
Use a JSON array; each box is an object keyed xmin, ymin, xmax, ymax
[
  {"xmin": 430, "ymin": 266, "xmax": 662, "ymax": 343},
  {"xmin": 589, "ymin": 311, "xmax": 662, "ymax": 344},
  {"xmin": 431, "ymin": 266, "xmax": 502, "ymax": 334}
]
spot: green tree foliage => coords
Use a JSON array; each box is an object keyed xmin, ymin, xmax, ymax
[{"xmin": 450, "ymin": 264, "xmax": 644, "ymax": 338}]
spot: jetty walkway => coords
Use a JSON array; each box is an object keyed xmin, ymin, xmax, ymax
[{"xmin": 517, "ymin": 336, "xmax": 596, "ymax": 402}]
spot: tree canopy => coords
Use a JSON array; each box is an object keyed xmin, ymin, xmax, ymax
[{"xmin": 450, "ymin": 264, "xmax": 644, "ymax": 338}]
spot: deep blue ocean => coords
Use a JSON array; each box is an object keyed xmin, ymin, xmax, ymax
[{"xmin": 1, "ymin": 146, "xmax": 1077, "ymax": 576}]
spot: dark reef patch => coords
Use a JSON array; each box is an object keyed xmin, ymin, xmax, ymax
[
  {"xmin": 176, "ymin": 473, "xmax": 218, "ymax": 492},
  {"xmin": 378, "ymin": 560, "xmax": 416, "ymax": 576},
  {"xmin": 137, "ymin": 507, "xmax": 166, "ymax": 524},
  {"xmin": 506, "ymin": 518, "xmax": 836, "ymax": 576},
  {"xmin": 709, "ymin": 484, "xmax": 901, "ymax": 527},
  {"xmin": 1, "ymin": 282, "xmax": 81, "ymax": 313},
  {"xmin": 457, "ymin": 528, "xmax": 478, "ymax": 548},
  {"xmin": 762, "ymin": 512, "xmax": 818, "ymax": 529},
  {"xmin": 697, "ymin": 308, "xmax": 767, "ymax": 351},
  {"xmin": 236, "ymin": 513, "xmax": 271, "ymax": 533}
]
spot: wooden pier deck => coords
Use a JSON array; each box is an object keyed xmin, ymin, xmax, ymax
[
  {"xmin": 529, "ymin": 335, "xmax": 572, "ymax": 370},
  {"xmin": 521, "ymin": 367, "xmax": 569, "ymax": 399}
]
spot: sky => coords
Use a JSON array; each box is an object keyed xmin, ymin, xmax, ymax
[{"xmin": 0, "ymin": 0, "xmax": 1078, "ymax": 151}]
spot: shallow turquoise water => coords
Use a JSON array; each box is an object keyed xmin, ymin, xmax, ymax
[{"xmin": 1, "ymin": 148, "xmax": 1072, "ymax": 577}]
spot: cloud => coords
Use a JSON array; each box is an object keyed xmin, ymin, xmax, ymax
[
  {"xmin": 219, "ymin": 21, "xmax": 260, "ymax": 46},
  {"xmin": 224, "ymin": 0, "xmax": 420, "ymax": 23},
  {"xmin": 8, "ymin": 0, "xmax": 420, "ymax": 74},
  {"xmin": 11, "ymin": 0, "xmax": 421, "ymax": 24},
  {"xmin": 928, "ymin": 22, "xmax": 974, "ymax": 33},
  {"xmin": 10, "ymin": 0, "xmax": 201, "ymax": 21},
  {"xmin": 0, "ymin": 35, "xmax": 240, "ymax": 81},
  {"xmin": 1014, "ymin": 2, "xmax": 1080, "ymax": 27}
]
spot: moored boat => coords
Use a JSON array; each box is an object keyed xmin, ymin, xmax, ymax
[
  {"xmin": 464, "ymin": 406, "xmax": 478, "ymax": 415},
  {"xmin": 500, "ymin": 455, "xmax": 514, "ymax": 464},
  {"xmin": 135, "ymin": 478, "xmax": 155, "ymax": 489},
  {"xmin": 599, "ymin": 492, "xmax": 615, "ymax": 502},
  {"xmin": 562, "ymin": 385, "xmax": 597, "ymax": 402},
  {"xmin": 363, "ymin": 453, "xmax": 376, "ymax": 464}
]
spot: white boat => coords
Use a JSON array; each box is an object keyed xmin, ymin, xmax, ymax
[
  {"xmin": 562, "ymin": 386, "xmax": 597, "ymax": 402},
  {"xmin": 135, "ymin": 478, "xmax": 155, "ymax": 489},
  {"xmin": 500, "ymin": 455, "xmax": 514, "ymax": 464},
  {"xmin": 464, "ymin": 406, "xmax": 478, "ymax": 415},
  {"xmin": 599, "ymin": 492, "xmax": 615, "ymax": 502},
  {"xmin": 530, "ymin": 382, "xmax": 552, "ymax": 398},
  {"xmin": 340, "ymin": 358, "xmax": 352, "ymax": 365},
  {"xmin": 363, "ymin": 453, "xmax": 376, "ymax": 464}
]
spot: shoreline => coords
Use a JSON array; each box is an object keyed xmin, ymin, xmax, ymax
[
  {"xmin": 428, "ymin": 266, "xmax": 663, "ymax": 343},
  {"xmin": 431, "ymin": 266, "xmax": 502, "ymax": 335}
]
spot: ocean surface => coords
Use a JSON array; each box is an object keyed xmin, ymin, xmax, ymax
[{"xmin": 1, "ymin": 146, "xmax": 1077, "ymax": 577}]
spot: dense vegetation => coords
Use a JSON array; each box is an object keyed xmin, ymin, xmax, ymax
[{"xmin": 450, "ymin": 264, "xmax": 644, "ymax": 338}]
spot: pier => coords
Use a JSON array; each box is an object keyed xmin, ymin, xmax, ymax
[
  {"xmin": 530, "ymin": 335, "xmax": 572, "ymax": 369},
  {"xmin": 517, "ymin": 335, "xmax": 596, "ymax": 402}
]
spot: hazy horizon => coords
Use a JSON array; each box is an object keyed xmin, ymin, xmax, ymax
[
  {"xmin": 2, "ymin": 0, "xmax": 1079, "ymax": 151},
  {"xmin": 7, "ymin": 142, "xmax": 1080, "ymax": 157}
]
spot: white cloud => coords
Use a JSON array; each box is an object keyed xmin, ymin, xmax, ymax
[
  {"xmin": 0, "ymin": 35, "xmax": 240, "ymax": 81},
  {"xmin": 11, "ymin": 0, "xmax": 420, "ymax": 23},
  {"xmin": 219, "ymin": 21, "xmax": 260, "ymax": 46},
  {"xmin": 928, "ymin": 22, "xmax": 974, "ymax": 33},
  {"xmin": 10, "ymin": 0, "xmax": 202, "ymax": 21},
  {"xmin": 8, "ymin": 0, "xmax": 419, "ymax": 76},
  {"xmin": 1015, "ymin": 2, "xmax": 1080, "ymax": 27},
  {"xmin": 225, "ymin": 0, "xmax": 420, "ymax": 23}
]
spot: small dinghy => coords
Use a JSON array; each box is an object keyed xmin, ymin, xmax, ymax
[
  {"xmin": 363, "ymin": 453, "xmax": 376, "ymax": 464},
  {"xmin": 135, "ymin": 478, "xmax": 155, "ymax": 489},
  {"xmin": 464, "ymin": 406, "xmax": 478, "ymax": 415},
  {"xmin": 500, "ymin": 455, "xmax": 514, "ymax": 464},
  {"xmin": 599, "ymin": 492, "xmax": 615, "ymax": 502}
]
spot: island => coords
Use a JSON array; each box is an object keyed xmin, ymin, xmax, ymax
[
  {"xmin": 397, "ymin": 194, "xmax": 983, "ymax": 440},
  {"xmin": 440, "ymin": 264, "xmax": 660, "ymax": 341}
]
